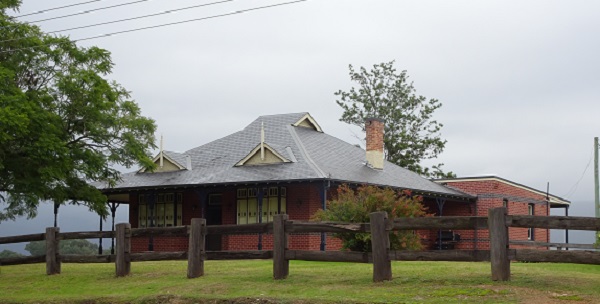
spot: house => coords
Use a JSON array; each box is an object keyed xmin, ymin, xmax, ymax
[
  {"xmin": 99, "ymin": 112, "xmax": 570, "ymax": 252},
  {"xmin": 432, "ymin": 176, "xmax": 570, "ymax": 249}
]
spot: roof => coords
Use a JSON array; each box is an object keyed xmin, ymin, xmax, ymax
[
  {"xmin": 101, "ymin": 112, "xmax": 473, "ymax": 200},
  {"xmin": 434, "ymin": 175, "xmax": 571, "ymax": 206}
]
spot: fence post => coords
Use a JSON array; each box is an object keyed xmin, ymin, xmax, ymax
[
  {"xmin": 187, "ymin": 218, "xmax": 206, "ymax": 278},
  {"xmin": 45, "ymin": 227, "xmax": 60, "ymax": 275},
  {"xmin": 273, "ymin": 213, "xmax": 289, "ymax": 280},
  {"xmin": 489, "ymin": 207, "xmax": 510, "ymax": 281},
  {"xmin": 370, "ymin": 211, "xmax": 392, "ymax": 282},
  {"xmin": 115, "ymin": 223, "xmax": 131, "ymax": 277}
]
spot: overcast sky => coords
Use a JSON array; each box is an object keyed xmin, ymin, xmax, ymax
[{"xmin": 1, "ymin": 0, "xmax": 599, "ymax": 250}]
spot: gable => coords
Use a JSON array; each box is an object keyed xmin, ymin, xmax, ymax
[
  {"xmin": 153, "ymin": 158, "xmax": 183, "ymax": 172},
  {"xmin": 292, "ymin": 113, "xmax": 323, "ymax": 132},
  {"xmin": 235, "ymin": 143, "xmax": 291, "ymax": 166},
  {"xmin": 139, "ymin": 152, "xmax": 187, "ymax": 173}
]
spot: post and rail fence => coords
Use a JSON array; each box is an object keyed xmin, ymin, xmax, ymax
[{"xmin": 1, "ymin": 207, "xmax": 599, "ymax": 282}]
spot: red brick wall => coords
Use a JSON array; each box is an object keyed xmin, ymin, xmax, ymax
[
  {"xmin": 128, "ymin": 184, "xmax": 332, "ymax": 252},
  {"xmin": 444, "ymin": 179, "xmax": 550, "ymax": 249},
  {"xmin": 131, "ymin": 236, "xmax": 188, "ymax": 252},
  {"xmin": 221, "ymin": 183, "xmax": 325, "ymax": 251}
]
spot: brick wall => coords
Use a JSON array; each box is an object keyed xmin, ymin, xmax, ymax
[
  {"xmin": 444, "ymin": 179, "xmax": 550, "ymax": 249},
  {"xmin": 220, "ymin": 183, "xmax": 327, "ymax": 251},
  {"xmin": 128, "ymin": 184, "xmax": 333, "ymax": 252}
]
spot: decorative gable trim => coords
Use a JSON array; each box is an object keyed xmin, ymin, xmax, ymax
[
  {"xmin": 139, "ymin": 152, "xmax": 187, "ymax": 173},
  {"xmin": 292, "ymin": 113, "xmax": 323, "ymax": 132},
  {"xmin": 235, "ymin": 143, "xmax": 291, "ymax": 167}
]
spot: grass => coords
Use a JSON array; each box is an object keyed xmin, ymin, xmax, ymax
[{"xmin": 1, "ymin": 260, "xmax": 600, "ymax": 303}]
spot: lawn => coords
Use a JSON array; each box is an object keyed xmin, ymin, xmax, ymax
[{"xmin": 1, "ymin": 260, "xmax": 599, "ymax": 303}]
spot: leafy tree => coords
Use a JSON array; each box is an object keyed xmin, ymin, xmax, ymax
[
  {"xmin": 23, "ymin": 241, "xmax": 45, "ymax": 256},
  {"xmin": 335, "ymin": 61, "xmax": 454, "ymax": 178},
  {"xmin": 25, "ymin": 239, "xmax": 101, "ymax": 256},
  {"xmin": 0, "ymin": 1, "xmax": 157, "ymax": 221},
  {"xmin": 0, "ymin": 249, "xmax": 23, "ymax": 258},
  {"xmin": 313, "ymin": 184, "xmax": 429, "ymax": 252}
]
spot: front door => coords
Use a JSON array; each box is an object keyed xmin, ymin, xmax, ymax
[{"xmin": 205, "ymin": 194, "xmax": 222, "ymax": 251}]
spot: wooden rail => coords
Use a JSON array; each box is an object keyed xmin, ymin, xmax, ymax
[
  {"xmin": 509, "ymin": 240, "xmax": 599, "ymax": 250},
  {"xmin": 1, "ymin": 208, "xmax": 599, "ymax": 283}
]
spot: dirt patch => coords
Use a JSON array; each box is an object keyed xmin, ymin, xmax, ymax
[
  {"xmin": 478, "ymin": 285, "xmax": 594, "ymax": 304},
  {"xmin": 133, "ymin": 296, "xmax": 297, "ymax": 304}
]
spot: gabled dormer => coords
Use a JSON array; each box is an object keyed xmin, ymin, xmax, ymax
[
  {"xmin": 139, "ymin": 150, "xmax": 189, "ymax": 173},
  {"xmin": 235, "ymin": 121, "xmax": 291, "ymax": 167},
  {"xmin": 235, "ymin": 142, "xmax": 291, "ymax": 166},
  {"xmin": 292, "ymin": 113, "xmax": 323, "ymax": 132}
]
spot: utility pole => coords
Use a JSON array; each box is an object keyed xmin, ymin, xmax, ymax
[{"xmin": 595, "ymin": 137, "xmax": 599, "ymax": 240}]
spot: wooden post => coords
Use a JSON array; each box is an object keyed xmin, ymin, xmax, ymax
[
  {"xmin": 273, "ymin": 213, "xmax": 289, "ymax": 280},
  {"xmin": 370, "ymin": 211, "xmax": 392, "ymax": 282},
  {"xmin": 187, "ymin": 218, "xmax": 206, "ymax": 278},
  {"xmin": 489, "ymin": 207, "xmax": 510, "ymax": 281},
  {"xmin": 115, "ymin": 223, "xmax": 131, "ymax": 277},
  {"xmin": 45, "ymin": 227, "xmax": 60, "ymax": 275}
]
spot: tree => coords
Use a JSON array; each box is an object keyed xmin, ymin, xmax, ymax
[
  {"xmin": 0, "ymin": 1, "xmax": 157, "ymax": 221},
  {"xmin": 335, "ymin": 61, "xmax": 454, "ymax": 178},
  {"xmin": 0, "ymin": 249, "xmax": 23, "ymax": 258},
  {"xmin": 25, "ymin": 239, "xmax": 101, "ymax": 256},
  {"xmin": 312, "ymin": 185, "xmax": 429, "ymax": 252}
]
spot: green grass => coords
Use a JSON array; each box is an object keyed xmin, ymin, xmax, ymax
[{"xmin": 1, "ymin": 260, "xmax": 600, "ymax": 303}]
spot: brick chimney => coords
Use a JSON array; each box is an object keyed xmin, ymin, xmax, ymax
[{"xmin": 365, "ymin": 117, "xmax": 384, "ymax": 170}]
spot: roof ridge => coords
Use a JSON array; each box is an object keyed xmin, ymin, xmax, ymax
[{"xmin": 286, "ymin": 125, "xmax": 327, "ymax": 178}]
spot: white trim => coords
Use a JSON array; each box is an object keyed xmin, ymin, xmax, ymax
[
  {"xmin": 235, "ymin": 142, "xmax": 291, "ymax": 167},
  {"xmin": 292, "ymin": 113, "xmax": 323, "ymax": 132},
  {"xmin": 434, "ymin": 176, "xmax": 570, "ymax": 206}
]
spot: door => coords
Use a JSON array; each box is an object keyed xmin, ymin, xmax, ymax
[{"xmin": 205, "ymin": 194, "xmax": 222, "ymax": 251}]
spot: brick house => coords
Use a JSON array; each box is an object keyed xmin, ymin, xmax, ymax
[
  {"xmin": 431, "ymin": 176, "xmax": 570, "ymax": 250},
  {"xmin": 98, "ymin": 112, "xmax": 569, "ymax": 252}
]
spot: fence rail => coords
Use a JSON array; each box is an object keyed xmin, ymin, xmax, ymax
[
  {"xmin": 509, "ymin": 240, "xmax": 598, "ymax": 250},
  {"xmin": 1, "ymin": 207, "xmax": 599, "ymax": 282}
]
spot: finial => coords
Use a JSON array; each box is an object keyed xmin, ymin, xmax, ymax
[
  {"xmin": 160, "ymin": 134, "xmax": 164, "ymax": 168},
  {"xmin": 260, "ymin": 122, "xmax": 265, "ymax": 160}
]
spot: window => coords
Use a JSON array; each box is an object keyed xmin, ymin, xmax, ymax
[
  {"xmin": 237, "ymin": 188, "xmax": 257, "ymax": 224},
  {"xmin": 236, "ymin": 187, "xmax": 286, "ymax": 224},
  {"xmin": 528, "ymin": 204, "xmax": 534, "ymax": 240},
  {"xmin": 138, "ymin": 192, "xmax": 183, "ymax": 228}
]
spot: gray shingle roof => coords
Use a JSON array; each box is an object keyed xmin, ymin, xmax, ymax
[{"xmin": 103, "ymin": 112, "xmax": 472, "ymax": 199}]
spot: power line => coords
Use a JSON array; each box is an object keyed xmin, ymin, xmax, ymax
[
  {"xmin": 14, "ymin": 0, "xmax": 103, "ymax": 18},
  {"xmin": 0, "ymin": 0, "xmax": 309, "ymax": 54},
  {"xmin": 1, "ymin": 0, "xmax": 234, "ymax": 44},
  {"xmin": 562, "ymin": 146, "xmax": 594, "ymax": 198},
  {"xmin": 22, "ymin": 0, "xmax": 151, "ymax": 25}
]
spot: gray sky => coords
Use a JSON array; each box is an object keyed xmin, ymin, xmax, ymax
[{"xmin": 1, "ymin": 0, "xmax": 599, "ymax": 250}]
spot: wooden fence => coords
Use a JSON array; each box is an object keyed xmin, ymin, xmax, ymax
[{"xmin": 1, "ymin": 207, "xmax": 599, "ymax": 282}]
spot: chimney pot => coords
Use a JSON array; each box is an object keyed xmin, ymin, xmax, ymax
[{"xmin": 365, "ymin": 117, "xmax": 384, "ymax": 170}]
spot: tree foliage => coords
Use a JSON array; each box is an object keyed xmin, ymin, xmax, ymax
[
  {"xmin": 25, "ymin": 239, "xmax": 102, "ymax": 256},
  {"xmin": 313, "ymin": 185, "xmax": 429, "ymax": 252},
  {"xmin": 0, "ymin": 249, "xmax": 23, "ymax": 258},
  {"xmin": 335, "ymin": 61, "xmax": 454, "ymax": 178},
  {"xmin": 0, "ymin": 1, "xmax": 157, "ymax": 221}
]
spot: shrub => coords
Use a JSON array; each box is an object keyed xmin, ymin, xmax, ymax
[{"xmin": 313, "ymin": 184, "xmax": 429, "ymax": 252}]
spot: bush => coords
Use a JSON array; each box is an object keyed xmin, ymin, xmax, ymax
[{"xmin": 313, "ymin": 184, "xmax": 429, "ymax": 252}]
